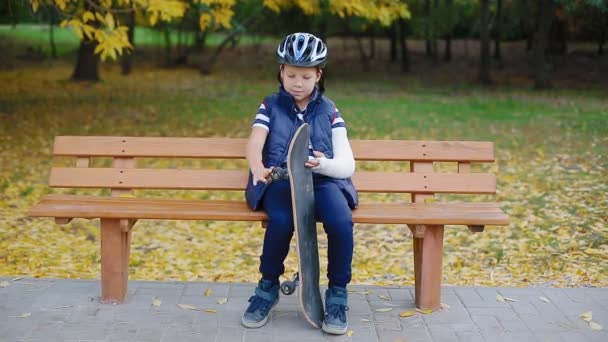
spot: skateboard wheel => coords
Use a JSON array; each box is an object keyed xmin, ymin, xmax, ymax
[{"xmin": 281, "ymin": 281, "xmax": 296, "ymax": 295}]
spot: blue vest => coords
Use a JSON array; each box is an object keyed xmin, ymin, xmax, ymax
[{"xmin": 245, "ymin": 87, "xmax": 358, "ymax": 210}]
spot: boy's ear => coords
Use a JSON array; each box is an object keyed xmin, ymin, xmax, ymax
[{"xmin": 317, "ymin": 69, "xmax": 322, "ymax": 82}]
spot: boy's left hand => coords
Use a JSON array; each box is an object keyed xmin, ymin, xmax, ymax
[{"xmin": 305, "ymin": 151, "xmax": 325, "ymax": 168}]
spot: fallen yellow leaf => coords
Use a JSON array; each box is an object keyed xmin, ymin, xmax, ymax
[
  {"xmin": 204, "ymin": 309, "xmax": 217, "ymax": 313},
  {"xmin": 580, "ymin": 311, "xmax": 593, "ymax": 322},
  {"xmin": 415, "ymin": 308, "xmax": 433, "ymax": 314},
  {"xmin": 19, "ymin": 312, "xmax": 31, "ymax": 318},
  {"xmin": 496, "ymin": 294, "xmax": 505, "ymax": 302},
  {"xmin": 177, "ymin": 304, "xmax": 197, "ymax": 310},
  {"xmin": 584, "ymin": 248, "xmax": 604, "ymax": 255},
  {"xmin": 204, "ymin": 288, "xmax": 212, "ymax": 297},
  {"xmin": 539, "ymin": 296, "xmax": 550, "ymax": 303},
  {"xmin": 399, "ymin": 310, "xmax": 416, "ymax": 317},
  {"xmin": 589, "ymin": 321, "xmax": 602, "ymax": 331},
  {"xmin": 347, "ymin": 330, "xmax": 354, "ymax": 337},
  {"xmin": 217, "ymin": 297, "xmax": 228, "ymax": 304},
  {"xmin": 152, "ymin": 298, "xmax": 161, "ymax": 307},
  {"xmin": 378, "ymin": 294, "xmax": 391, "ymax": 300},
  {"xmin": 502, "ymin": 296, "xmax": 518, "ymax": 302},
  {"xmin": 374, "ymin": 308, "xmax": 393, "ymax": 313}
]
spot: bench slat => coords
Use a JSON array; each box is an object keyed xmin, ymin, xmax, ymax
[
  {"xmin": 49, "ymin": 168, "xmax": 497, "ymax": 194},
  {"xmin": 53, "ymin": 136, "xmax": 495, "ymax": 162},
  {"xmin": 29, "ymin": 195, "xmax": 510, "ymax": 226}
]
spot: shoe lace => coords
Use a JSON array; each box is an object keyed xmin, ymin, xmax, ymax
[
  {"xmin": 326, "ymin": 303, "xmax": 349, "ymax": 322},
  {"xmin": 247, "ymin": 295, "xmax": 273, "ymax": 316}
]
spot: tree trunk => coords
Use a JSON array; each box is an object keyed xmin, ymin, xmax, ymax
[
  {"xmin": 599, "ymin": 27, "xmax": 606, "ymax": 55},
  {"xmin": 121, "ymin": 4, "xmax": 136, "ymax": 75},
  {"xmin": 533, "ymin": 0, "xmax": 555, "ymax": 89},
  {"xmin": 431, "ymin": 0, "xmax": 439, "ymax": 64},
  {"xmin": 49, "ymin": 16, "xmax": 57, "ymax": 59},
  {"xmin": 399, "ymin": 19, "xmax": 410, "ymax": 73},
  {"xmin": 493, "ymin": 0, "xmax": 502, "ymax": 60},
  {"xmin": 389, "ymin": 23, "xmax": 397, "ymax": 63},
  {"xmin": 72, "ymin": 39, "xmax": 100, "ymax": 81},
  {"xmin": 444, "ymin": 0, "xmax": 453, "ymax": 61},
  {"xmin": 369, "ymin": 29, "xmax": 376, "ymax": 60},
  {"xmin": 163, "ymin": 26, "xmax": 172, "ymax": 66},
  {"xmin": 72, "ymin": 0, "xmax": 99, "ymax": 81},
  {"xmin": 479, "ymin": 0, "xmax": 491, "ymax": 84},
  {"xmin": 424, "ymin": 0, "xmax": 431, "ymax": 57},
  {"xmin": 355, "ymin": 36, "xmax": 371, "ymax": 71}
]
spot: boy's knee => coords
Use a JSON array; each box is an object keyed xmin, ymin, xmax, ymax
[
  {"xmin": 267, "ymin": 211, "xmax": 294, "ymax": 235},
  {"xmin": 323, "ymin": 214, "xmax": 353, "ymax": 237}
]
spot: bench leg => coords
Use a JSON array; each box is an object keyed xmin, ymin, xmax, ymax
[
  {"xmin": 100, "ymin": 218, "xmax": 131, "ymax": 304},
  {"xmin": 411, "ymin": 224, "xmax": 444, "ymax": 310}
]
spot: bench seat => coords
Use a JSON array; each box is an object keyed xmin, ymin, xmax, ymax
[
  {"xmin": 28, "ymin": 136, "xmax": 510, "ymax": 309},
  {"xmin": 31, "ymin": 194, "xmax": 509, "ymax": 226}
]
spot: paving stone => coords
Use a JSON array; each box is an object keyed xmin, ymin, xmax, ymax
[
  {"xmin": 456, "ymin": 331, "xmax": 485, "ymax": 342},
  {"xmin": 2, "ymin": 278, "xmax": 608, "ymax": 342},
  {"xmin": 479, "ymin": 331, "xmax": 538, "ymax": 342},
  {"xmin": 378, "ymin": 329, "xmax": 431, "ymax": 342},
  {"xmin": 430, "ymin": 331, "xmax": 458, "ymax": 342}
]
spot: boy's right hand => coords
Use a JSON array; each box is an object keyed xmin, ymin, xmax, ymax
[{"xmin": 251, "ymin": 167, "xmax": 272, "ymax": 186}]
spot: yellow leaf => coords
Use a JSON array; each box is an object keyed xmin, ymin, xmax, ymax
[
  {"xmin": 0, "ymin": 281, "xmax": 9, "ymax": 288},
  {"xmin": 204, "ymin": 309, "xmax": 217, "ymax": 313},
  {"xmin": 217, "ymin": 297, "xmax": 228, "ymax": 304},
  {"xmin": 19, "ymin": 312, "xmax": 31, "ymax": 318},
  {"xmin": 496, "ymin": 294, "xmax": 505, "ymax": 302},
  {"xmin": 584, "ymin": 248, "xmax": 604, "ymax": 255},
  {"xmin": 374, "ymin": 308, "xmax": 393, "ymax": 313},
  {"xmin": 347, "ymin": 329, "xmax": 354, "ymax": 337},
  {"xmin": 399, "ymin": 310, "xmax": 416, "ymax": 317},
  {"xmin": 82, "ymin": 11, "xmax": 95, "ymax": 23},
  {"xmin": 589, "ymin": 321, "xmax": 602, "ymax": 330},
  {"xmin": 12, "ymin": 276, "xmax": 23, "ymax": 281},
  {"xmin": 378, "ymin": 294, "xmax": 390, "ymax": 300},
  {"xmin": 502, "ymin": 296, "xmax": 518, "ymax": 302},
  {"xmin": 416, "ymin": 308, "xmax": 433, "ymax": 314},
  {"xmin": 539, "ymin": 296, "xmax": 550, "ymax": 303},
  {"xmin": 177, "ymin": 304, "xmax": 197, "ymax": 310},
  {"xmin": 152, "ymin": 298, "xmax": 161, "ymax": 307},
  {"xmin": 105, "ymin": 13, "xmax": 115, "ymax": 30},
  {"xmin": 204, "ymin": 288, "xmax": 212, "ymax": 296},
  {"xmin": 580, "ymin": 311, "xmax": 593, "ymax": 322}
]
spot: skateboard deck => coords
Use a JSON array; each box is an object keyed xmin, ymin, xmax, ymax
[{"xmin": 283, "ymin": 123, "xmax": 324, "ymax": 328}]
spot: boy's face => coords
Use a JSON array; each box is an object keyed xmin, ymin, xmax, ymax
[{"xmin": 280, "ymin": 64, "xmax": 321, "ymax": 105}]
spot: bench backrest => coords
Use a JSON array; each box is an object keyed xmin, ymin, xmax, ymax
[{"xmin": 49, "ymin": 136, "xmax": 497, "ymax": 196}]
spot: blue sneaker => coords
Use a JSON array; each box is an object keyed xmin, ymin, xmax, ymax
[
  {"xmin": 241, "ymin": 279, "xmax": 279, "ymax": 328},
  {"xmin": 322, "ymin": 287, "xmax": 349, "ymax": 334}
]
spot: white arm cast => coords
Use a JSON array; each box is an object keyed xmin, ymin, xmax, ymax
[{"xmin": 312, "ymin": 127, "xmax": 355, "ymax": 178}]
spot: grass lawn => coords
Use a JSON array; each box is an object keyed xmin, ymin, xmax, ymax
[{"xmin": 0, "ymin": 32, "xmax": 606, "ymax": 288}]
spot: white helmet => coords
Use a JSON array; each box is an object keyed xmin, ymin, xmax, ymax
[{"xmin": 277, "ymin": 32, "xmax": 328, "ymax": 68}]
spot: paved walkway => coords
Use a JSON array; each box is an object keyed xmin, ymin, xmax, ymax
[{"xmin": 0, "ymin": 277, "xmax": 606, "ymax": 342}]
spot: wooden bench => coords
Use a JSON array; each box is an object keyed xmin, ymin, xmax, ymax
[{"xmin": 28, "ymin": 136, "xmax": 509, "ymax": 309}]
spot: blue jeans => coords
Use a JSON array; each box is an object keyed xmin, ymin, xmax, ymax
[{"xmin": 259, "ymin": 178, "xmax": 354, "ymax": 288}]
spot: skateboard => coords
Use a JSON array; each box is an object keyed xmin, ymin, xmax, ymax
[{"xmin": 267, "ymin": 123, "xmax": 324, "ymax": 329}]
